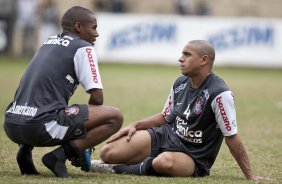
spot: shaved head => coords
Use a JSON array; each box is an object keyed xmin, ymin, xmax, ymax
[
  {"xmin": 188, "ymin": 40, "xmax": 215, "ymax": 65},
  {"xmin": 61, "ymin": 6, "xmax": 95, "ymax": 31}
]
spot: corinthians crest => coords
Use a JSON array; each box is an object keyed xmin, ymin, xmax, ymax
[{"xmin": 193, "ymin": 96, "xmax": 205, "ymax": 115}]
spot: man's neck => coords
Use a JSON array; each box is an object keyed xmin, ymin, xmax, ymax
[{"xmin": 190, "ymin": 72, "xmax": 211, "ymax": 89}]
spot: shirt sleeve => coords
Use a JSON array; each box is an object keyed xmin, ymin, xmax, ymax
[
  {"xmin": 74, "ymin": 46, "xmax": 103, "ymax": 91},
  {"xmin": 211, "ymin": 91, "xmax": 238, "ymax": 136},
  {"xmin": 162, "ymin": 86, "xmax": 175, "ymax": 122}
]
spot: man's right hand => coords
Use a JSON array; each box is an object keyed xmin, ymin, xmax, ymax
[{"xmin": 106, "ymin": 125, "xmax": 137, "ymax": 143}]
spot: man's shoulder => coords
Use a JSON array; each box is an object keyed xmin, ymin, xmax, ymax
[
  {"xmin": 43, "ymin": 33, "xmax": 92, "ymax": 49},
  {"xmin": 172, "ymin": 76, "xmax": 189, "ymax": 93},
  {"xmin": 209, "ymin": 74, "xmax": 229, "ymax": 89},
  {"xmin": 208, "ymin": 74, "xmax": 230, "ymax": 97},
  {"xmin": 174, "ymin": 75, "xmax": 189, "ymax": 85},
  {"xmin": 62, "ymin": 34, "xmax": 92, "ymax": 48},
  {"xmin": 43, "ymin": 34, "xmax": 91, "ymax": 50}
]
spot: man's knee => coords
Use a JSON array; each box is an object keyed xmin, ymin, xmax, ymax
[
  {"xmin": 102, "ymin": 106, "xmax": 123, "ymax": 132},
  {"xmin": 100, "ymin": 144, "xmax": 118, "ymax": 163},
  {"xmin": 153, "ymin": 152, "xmax": 195, "ymax": 177},
  {"xmin": 110, "ymin": 107, "xmax": 123, "ymax": 130},
  {"xmin": 153, "ymin": 152, "xmax": 175, "ymax": 173}
]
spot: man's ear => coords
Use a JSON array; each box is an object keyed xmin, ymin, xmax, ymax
[
  {"xmin": 200, "ymin": 55, "xmax": 209, "ymax": 66},
  {"xmin": 74, "ymin": 22, "xmax": 82, "ymax": 33}
]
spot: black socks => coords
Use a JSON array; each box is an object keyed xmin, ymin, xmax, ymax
[
  {"xmin": 16, "ymin": 144, "xmax": 39, "ymax": 175},
  {"xmin": 42, "ymin": 146, "xmax": 69, "ymax": 178},
  {"xmin": 113, "ymin": 157, "xmax": 159, "ymax": 176},
  {"xmin": 62, "ymin": 141, "xmax": 81, "ymax": 167}
]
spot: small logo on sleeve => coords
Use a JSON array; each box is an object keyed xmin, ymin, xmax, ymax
[{"xmin": 162, "ymin": 95, "xmax": 173, "ymax": 117}]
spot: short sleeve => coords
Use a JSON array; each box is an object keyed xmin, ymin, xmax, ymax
[
  {"xmin": 211, "ymin": 91, "xmax": 238, "ymax": 136},
  {"xmin": 74, "ymin": 46, "xmax": 103, "ymax": 91},
  {"xmin": 162, "ymin": 86, "xmax": 175, "ymax": 122}
]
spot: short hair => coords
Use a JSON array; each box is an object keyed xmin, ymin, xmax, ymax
[
  {"xmin": 189, "ymin": 40, "xmax": 215, "ymax": 63},
  {"xmin": 61, "ymin": 6, "xmax": 94, "ymax": 30}
]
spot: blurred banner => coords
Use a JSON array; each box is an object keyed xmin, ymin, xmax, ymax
[
  {"xmin": 95, "ymin": 13, "xmax": 282, "ymax": 68},
  {"xmin": 0, "ymin": 0, "xmax": 16, "ymax": 54},
  {"xmin": 0, "ymin": 20, "xmax": 8, "ymax": 53}
]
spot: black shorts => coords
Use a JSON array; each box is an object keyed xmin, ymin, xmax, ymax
[
  {"xmin": 147, "ymin": 124, "xmax": 209, "ymax": 177},
  {"xmin": 4, "ymin": 104, "xmax": 88, "ymax": 147}
]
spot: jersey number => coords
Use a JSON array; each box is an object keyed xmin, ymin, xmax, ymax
[{"xmin": 184, "ymin": 104, "xmax": 191, "ymax": 120}]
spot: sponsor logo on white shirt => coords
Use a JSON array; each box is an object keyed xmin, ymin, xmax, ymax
[{"xmin": 86, "ymin": 48, "xmax": 98, "ymax": 83}]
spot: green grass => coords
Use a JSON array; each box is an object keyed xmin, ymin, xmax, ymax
[{"xmin": 0, "ymin": 56, "xmax": 281, "ymax": 184}]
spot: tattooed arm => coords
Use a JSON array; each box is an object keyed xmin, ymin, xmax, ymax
[{"xmin": 225, "ymin": 134, "xmax": 258, "ymax": 180}]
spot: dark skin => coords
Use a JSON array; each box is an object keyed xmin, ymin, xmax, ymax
[
  {"xmin": 60, "ymin": 7, "xmax": 123, "ymax": 149},
  {"xmin": 63, "ymin": 12, "xmax": 103, "ymax": 106},
  {"xmin": 12, "ymin": 7, "xmax": 122, "ymax": 177}
]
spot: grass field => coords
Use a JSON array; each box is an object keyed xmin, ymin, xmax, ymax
[{"xmin": 0, "ymin": 56, "xmax": 281, "ymax": 184}]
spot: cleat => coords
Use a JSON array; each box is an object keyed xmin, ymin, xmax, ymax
[
  {"xmin": 16, "ymin": 144, "xmax": 40, "ymax": 175},
  {"xmin": 68, "ymin": 148, "xmax": 94, "ymax": 172},
  {"xmin": 62, "ymin": 141, "xmax": 94, "ymax": 172},
  {"xmin": 79, "ymin": 148, "xmax": 92, "ymax": 172},
  {"xmin": 90, "ymin": 160, "xmax": 116, "ymax": 173},
  {"xmin": 42, "ymin": 147, "xmax": 69, "ymax": 178}
]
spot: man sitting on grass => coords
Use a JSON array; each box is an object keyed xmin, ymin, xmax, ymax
[{"xmin": 91, "ymin": 40, "xmax": 263, "ymax": 181}]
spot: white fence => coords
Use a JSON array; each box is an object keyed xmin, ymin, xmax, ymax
[{"xmin": 95, "ymin": 13, "xmax": 282, "ymax": 68}]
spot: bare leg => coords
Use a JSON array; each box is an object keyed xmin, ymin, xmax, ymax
[
  {"xmin": 153, "ymin": 152, "xmax": 195, "ymax": 176},
  {"xmin": 100, "ymin": 130, "xmax": 151, "ymax": 164},
  {"xmin": 95, "ymin": 130, "xmax": 195, "ymax": 177},
  {"xmin": 43, "ymin": 105, "xmax": 123, "ymax": 177},
  {"xmin": 111, "ymin": 152, "xmax": 195, "ymax": 176},
  {"xmin": 74, "ymin": 105, "xmax": 123, "ymax": 149}
]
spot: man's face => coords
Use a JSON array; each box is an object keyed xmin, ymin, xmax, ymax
[
  {"xmin": 78, "ymin": 15, "xmax": 99, "ymax": 45},
  {"xmin": 178, "ymin": 43, "xmax": 202, "ymax": 77}
]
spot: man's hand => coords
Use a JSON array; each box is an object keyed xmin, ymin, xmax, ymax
[
  {"xmin": 248, "ymin": 175, "xmax": 273, "ymax": 182},
  {"xmin": 106, "ymin": 113, "xmax": 166, "ymax": 144},
  {"xmin": 106, "ymin": 125, "xmax": 137, "ymax": 143}
]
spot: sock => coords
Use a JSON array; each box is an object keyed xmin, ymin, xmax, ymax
[
  {"xmin": 42, "ymin": 146, "xmax": 68, "ymax": 178},
  {"xmin": 16, "ymin": 144, "xmax": 40, "ymax": 175},
  {"xmin": 62, "ymin": 141, "xmax": 81, "ymax": 166},
  {"xmin": 113, "ymin": 157, "xmax": 159, "ymax": 176}
]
